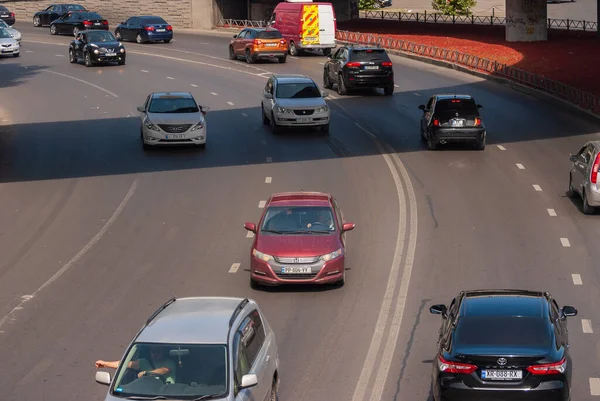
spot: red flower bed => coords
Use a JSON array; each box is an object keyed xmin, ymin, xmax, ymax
[{"xmin": 338, "ymin": 19, "xmax": 600, "ymax": 97}]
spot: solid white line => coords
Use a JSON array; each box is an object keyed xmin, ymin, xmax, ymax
[
  {"xmin": 241, "ymin": 113, "xmax": 248, "ymax": 117},
  {"xmin": 258, "ymin": 200, "xmax": 266, "ymax": 208},
  {"xmin": 0, "ymin": 179, "xmax": 137, "ymax": 331},
  {"xmin": 228, "ymin": 263, "xmax": 240, "ymax": 273},
  {"xmin": 41, "ymin": 70, "xmax": 118, "ymax": 98},
  {"xmin": 211, "ymin": 92, "xmax": 218, "ymax": 96},
  {"xmin": 561, "ymin": 238, "xmax": 571, "ymax": 247},
  {"xmin": 265, "ymin": 177, "xmax": 272, "ymax": 183},
  {"xmin": 516, "ymin": 163, "xmax": 525, "ymax": 169},
  {"xmin": 582, "ymin": 319, "xmax": 593, "ymax": 333},
  {"xmin": 266, "ymin": 156, "xmax": 272, "ymax": 163},
  {"xmin": 547, "ymin": 209, "xmax": 557, "ymax": 216},
  {"xmin": 190, "ymin": 84, "xmax": 198, "ymax": 87},
  {"xmin": 590, "ymin": 378, "xmax": 600, "ymax": 395},
  {"xmin": 497, "ymin": 145, "xmax": 506, "ymax": 150},
  {"xmin": 227, "ymin": 101, "xmax": 234, "ymax": 106},
  {"xmin": 246, "ymin": 231, "xmax": 254, "ymax": 238},
  {"xmin": 141, "ymin": 69, "xmax": 149, "ymax": 73},
  {"xmin": 166, "ymin": 76, "xmax": 174, "ymax": 80},
  {"xmin": 572, "ymin": 273, "xmax": 582, "ymax": 285},
  {"xmin": 533, "ymin": 184, "xmax": 542, "ymax": 191}
]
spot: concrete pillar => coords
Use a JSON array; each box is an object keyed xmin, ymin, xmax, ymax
[
  {"xmin": 505, "ymin": 0, "xmax": 547, "ymax": 42},
  {"xmin": 191, "ymin": 0, "xmax": 215, "ymax": 29}
]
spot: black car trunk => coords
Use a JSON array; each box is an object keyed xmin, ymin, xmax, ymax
[{"xmin": 347, "ymin": 49, "xmax": 392, "ymax": 77}]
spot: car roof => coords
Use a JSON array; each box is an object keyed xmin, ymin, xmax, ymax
[
  {"xmin": 273, "ymin": 74, "xmax": 314, "ymax": 84},
  {"xmin": 346, "ymin": 45, "xmax": 386, "ymax": 51},
  {"xmin": 151, "ymin": 92, "xmax": 194, "ymax": 99},
  {"xmin": 268, "ymin": 191, "xmax": 332, "ymax": 207},
  {"xmin": 435, "ymin": 94, "xmax": 474, "ymax": 101},
  {"xmin": 136, "ymin": 297, "xmax": 250, "ymax": 344},
  {"xmin": 458, "ymin": 289, "xmax": 548, "ymax": 318},
  {"xmin": 248, "ymin": 27, "xmax": 279, "ymax": 32}
]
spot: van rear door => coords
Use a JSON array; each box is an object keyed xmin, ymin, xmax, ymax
[{"xmin": 317, "ymin": 4, "xmax": 335, "ymax": 46}]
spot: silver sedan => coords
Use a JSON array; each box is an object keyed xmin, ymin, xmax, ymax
[
  {"xmin": 0, "ymin": 27, "xmax": 19, "ymax": 57},
  {"xmin": 261, "ymin": 74, "xmax": 330, "ymax": 134},
  {"xmin": 0, "ymin": 20, "xmax": 20, "ymax": 43}
]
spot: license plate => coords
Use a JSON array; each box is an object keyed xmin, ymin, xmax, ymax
[
  {"xmin": 156, "ymin": 29, "xmax": 166, "ymax": 32},
  {"xmin": 451, "ymin": 120, "xmax": 464, "ymax": 127},
  {"xmin": 94, "ymin": 22, "xmax": 101, "ymax": 25},
  {"xmin": 298, "ymin": 117, "xmax": 311, "ymax": 123},
  {"xmin": 281, "ymin": 266, "xmax": 311, "ymax": 274},
  {"xmin": 265, "ymin": 43, "xmax": 277, "ymax": 47},
  {"xmin": 481, "ymin": 369, "xmax": 522, "ymax": 380},
  {"xmin": 166, "ymin": 134, "xmax": 185, "ymax": 139},
  {"xmin": 304, "ymin": 36, "xmax": 317, "ymax": 41},
  {"xmin": 1, "ymin": 15, "xmax": 9, "ymax": 17},
  {"xmin": 105, "ymin": 52, "xmax": 116, "ymax": 56},
  {"xmin": 2, "ymin": 49, "xmax": 13, "ymax": 53},
  {"xmin": 364, "ymin": 65, "xmax": 379, "ymax": 70}
]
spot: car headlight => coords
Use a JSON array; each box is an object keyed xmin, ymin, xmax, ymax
[
  {"xmin": 93, "ymin": 49, "xmax": 99, "ymax": 54},
  {"xmin": 315, "ymin": 106, "xmax": 328, "ymax": 113},
  {"xmin": 190, "ymin": 120, "xmax": 204, "ymax": 131},
  {"xmin": 320, "ymin": 248, "xmax": 342, "ymax": 262},
  {"xmin": 276, "ymin": 107, "xmax": 292, "ymax": 114},
  {"xmin": 119, "ymin": 48, "xmax": 125, "ymax": 53},
  {"xmin": 252, "ymin": 249, "xmax": 273, "ymax": 262},
  {"xmin": 144, "ymin": 118, "xmax": 159, "ymax": 131}
]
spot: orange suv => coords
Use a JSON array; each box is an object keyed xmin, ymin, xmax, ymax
[{"xmin": 229, "ymin": 27, "xmax": 288, "ymax": 64}]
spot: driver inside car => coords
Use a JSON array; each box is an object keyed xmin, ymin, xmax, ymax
[
  {"xmin": 305, "ymin": 210, "xmax": 334, "ymax": 230},
  {"xmin": 95, "ymin": 346, "xmax": 177, "ymax": 384}
]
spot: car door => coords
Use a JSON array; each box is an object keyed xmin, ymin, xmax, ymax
[
  {"xmin": 574, "ymin": 144, "xmax": 593, "ymax": 192},
  {"xmin": 74, "ymin": 32, "xmax": 85, "ymax": 57},
  {"xmin": 59, "ymin": 13, "xmax": 77, "ymax": 34},
  {"xmin": 234, "ymin": 29, "xmax": 248, "ymax": 54},
  {"xmin": 332, "ymin": 48, "xmax": 348, "ymax": 83},
  {"xmin": 332, "ymin": 198, "xmax": 346, "ymax": 249},
  {"xmin": 263, "ymin": 78, "xmax": 275, "ymax": 116},
  {"xmin": 119, "ymin": 17, "xmax": 133, "ymax": 40},
  {"xmin": 326, "ymin": 48, "xmax": 341, "ymax": 81},
  {"xmin": 41, "ymin": 5, "xmax": 55, "ymax": 25},
  {"xmin": 438, "ymin": 296, "xmax": 459, "ymax": 343},
  {"xmin": 552, "ymin": 299, "xmax": 570, "ymax": 346},
  {"xmin": 422, "ymin": 96, "xmax": 435, "ymax": 133},
  {"xmin": 127, "ymin": 17, "xmax": 142, "ymax": 40}
]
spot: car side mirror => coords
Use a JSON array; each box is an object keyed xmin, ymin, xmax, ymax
[
  {"xmin": 264, "ymin": 92, "xmax": 273, "ymax": 99},
  {"xmin": 477, "ymin": 104, "xmax": 483, "ymax": 108},
  {"xmin": 430, "ymin": 304, "xmax": 447, "ymax": 317},
  {"xmin": 233, "ymin": 34, "xmax": 238, "ymax": 38},
  {"xmin": 244, "ymin": 222, "xmax": 256, "ymax": 233},
  {"xmin": 418, "ymin": 104, "xmax": 425, "ymax": 110},
  {"xmin": 322, "ymin": 91, "xmax": 329, "ymax": 98},
  {"xmin": 240, "ymin": 373, "xmax": 258, "ymax": 389},
  {"xmin": 342, "ymin": 222, "xmax": 355, "ymax": 232},
  {"xmin": 136, "ymin": 106, "xmax": 145, "ymax": 112},
  {"xmin": 569, "ymin": 154, "xmax": 577, "ymax": 162},
  {"xmin": 200, "ymin": 105, "xmax": 210, "ymax": 114},
  {"xmin": 561, "ymin": 305, "xmax": 577, "ymax": 317},
  {"xmin": 95, "ymin": 371, "xmax": 111, "ymax": 385}
]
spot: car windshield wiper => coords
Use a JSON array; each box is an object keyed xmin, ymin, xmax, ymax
[
  {"xmin": 277, "ymin": 230, "xmax": 331, "ymax": 234},
  {"xmin": 191, "ymin": 395, "xmax": 221, "ymax": 401},
  {"xmin": 125, "ymin": 396, "xmax": 168, "ymax": 400},
  {"xmin": 261, "ymin": 229, "xmax": 285, "ymax": 234}
]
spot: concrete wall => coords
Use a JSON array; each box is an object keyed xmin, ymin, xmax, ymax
[{"xmin": 505, "ymin": 0, "xmax": 548, "ymax": 41}]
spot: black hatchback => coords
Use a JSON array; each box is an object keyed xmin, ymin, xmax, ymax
[
  {"xmin": 429, "ymin": 289, "xmax": 577, "ymax": 401},
  {"xmin": 323, "ymin": 45, "xmax": 394, "ymax": 96},
  {"xmin": 419, "ymin": 94, "xmax": 486, "ymax": 150}
]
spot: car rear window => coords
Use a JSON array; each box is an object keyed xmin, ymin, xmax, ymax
[
  {"xmin": 81, "ymin": 12, "xmax": 102, "ymax": 19},
  {"xmin": 0, "ymin": 6, "xmax": 8, "ymax": 11},
  {"xmin": 454, "ymin": 316, "xmax": 551, "ymax": 347},
  {"xmin": 350, "ymin": 49, "xmax": 390, "ymax": 62},
  {"xmin": 66, "ymin": 5, "xmax": 85, "ymax": 11},
  {"xmin": 141, "ymin": 17, "xmax": 167, "ymax": 24},
  {"xmin": 257, "ymin": 30, "xmax": 283, "ymax": 39},
  {"xmin": 435, "ymin": 98, "xmax": 478, "ymax": 114}
]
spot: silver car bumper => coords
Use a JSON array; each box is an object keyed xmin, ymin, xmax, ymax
[
  {"xmin": 142, "ymin": 125, "xmax": 207, "ymax": 146},
  {"xmin": 273, "ymin": 111, "xmax": 330, "ymax": 127}
]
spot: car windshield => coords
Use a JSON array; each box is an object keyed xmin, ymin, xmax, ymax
[
  {"xmin": 0, "ymin": 20, "xmax": 8, "ymax": 28},
  {"xmin": 111, "ymin": 342, "xmax": 227, "ymax": 400},
  {"xmin": 435, "ymin": 98, "xmax": 478, "ymax": 115},
  {"xmin": 141, "ymin": 17, "xmax": 167, "ymax": 24},
  {"xmin": 261, "ymin": 206, "xmax": 336, "ymax": 233},
  {"xmin": 454, "ymin": 316, "xmax": 551, "ymax": 347},
  {"xmin": 0, "ymin": 28, "xmax": 11, "ymax": 39},
  {"xmin": 87, "ymin": 31, "xmax": 115, "ymax": 42},
  {"xmin": 148, "ymin": 97, "xmax": 199, "ymax": 113},
  {"xmin": 276, "ymin": 83, "xmax": 321, "ymax": 99},
  {"xmin": 257, "ymin": 30, "xmax": 282, "ymax": 39}
]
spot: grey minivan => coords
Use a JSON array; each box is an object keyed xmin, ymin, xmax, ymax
[
  {"xmin": 568, "ymin": 140, "xmax": 600, "ymax": 214},
  {"xmin": 95, "ymin": 297, "xmax": 280, "ymax": 401}
]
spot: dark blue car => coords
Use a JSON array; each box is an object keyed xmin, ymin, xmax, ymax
[{"xmin": 115, "ymin": 16, "xmax": 172, "ymax": 44}]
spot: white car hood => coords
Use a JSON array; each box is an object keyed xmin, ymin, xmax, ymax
[
  {"xmin": 275, "ymin": 97, "xmax": 326, "ymax": 108},
  {"xmin": 0, "ymin": 37, "xmax": 18, "ymax": 46},
  {"xmin": 146, "ymin": 111, "xmax": 204, "ymax": 125}
]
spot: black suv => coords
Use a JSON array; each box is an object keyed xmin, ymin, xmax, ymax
[
  {"xmin": 419, "ymin": 94, "xmax": 486, "ymax": 150},
  {"xmin": 323, "ymin": 45, "xmax": 394, "ymax": 96},
  {"xmin": 430, "ymin": 289, "xmax": 577, "ymax": 401},
  {"xmin": 69, "ymin": 30, "xmax": 126, "ymax": 67}
]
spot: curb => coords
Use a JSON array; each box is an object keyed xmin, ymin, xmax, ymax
[{"xmin": 337, "ymin": 40, "xmax": 600, "ymax": 124}]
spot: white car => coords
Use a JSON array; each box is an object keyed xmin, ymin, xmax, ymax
[
  {"xmin": 261, "ymin": 74, "xmax": 330, "ymax": 134},
  {"xmin": 138, "ymin": 92, "xmax": 208, "ymax": 150},
  {"xmin": 0, "ymin": 27, "xmax": 19, "ymax": 57},
  {"xmin": 0, "ymin": 20, "xmax": 20, "ymax": 43}
]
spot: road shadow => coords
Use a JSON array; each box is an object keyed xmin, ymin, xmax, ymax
[{"xmin": 0, "ymin": 61, "xmax": 47, "ymax": 89}]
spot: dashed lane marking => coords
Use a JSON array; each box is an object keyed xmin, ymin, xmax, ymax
[
  {"xmin": 258, "ymin": 200, "xmax": 266, "ymax": 208},
  {"xmin": 516, "ymin": 163, "xmax": 525, "ymax": 169},
  {"xmin": 547, "ymin": 209, "xmax": 557, "ymax": 216},
  {"xmin": 266, "ymin": 156, "xmax": 272, "ymax": 163},
  {"xmin": 394, "ymin": 84, "xmax": 399, "ymax": 88},
  {"xmin": 228, "ymin": 263, "xmax": 241, "ymax": 273},
  {"xmin": 497, "ymin": 145, "xmax": 506, "ymax": 150},
  {"xmin": 246, "ymin": 231, "xmax": 254, "ymax": 238},
  {"xmin": 166, "ymin": 76, "xmax": 174, "ymax": 80},
  {"xmin": 289, "ymin": 56, "xmax": 299, "ymax": 59},
  {"xmin": 141, "ymin": 69, "xmax": 149, "ymax": 73},
  {"xmin": 25, "ymin": 50, "xmax": 33, "ymax": 53},
  {"xmin": 572, "ymin": 273, "xmax": 582, "ymax": 285},
  {"xmin": 227, "ymin": 101, "xmax": 234, "ymax": 106},
  {"xmin": 55, "ymin": 54, "xmax": 64, "ymax": 57},
  {"xmin": 589, "ymin": 378, "xmax": 600, "ymax": 395},
  {"xmin": 265, "ymin": 177, "xmax": 272, "ymax": 183},
  {"xmin": 190, "ymin": 84, "xmax": 198, "ymax": 87},
  {"xmin": 533, "ymin": 185, "xmax": 542, "ymax": 191},
  {"xmin": 211, "ymin": 92, "xmax": 218, "ymax": 96},
  {"xmin": 561, "ymin": 238, "xmax": 571, "ymax": 247},
  {"xmin": 241, "ymin": 113, "xmax": 248, "ymax": 117},
  {"xmin": 582, "ymin": 319, "xmax": 593, "ymax": 333}
]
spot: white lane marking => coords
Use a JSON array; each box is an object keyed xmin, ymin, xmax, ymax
[
  {"xmin": 413, "ymin": 92, "xmax": 420, "ymax": 96},
  {"xmin": 497, "ymin": 145, "xmax": 506, "ymax": 150},
  {"xmin": 166, "ymin": 76, "xmax": 174, "ymax": 80},
  {"xmin": 561, "ymin": 238, "xmax": 571, "ymax": 247},
  {"xmin": 241, "ymin": 113, "xmax": 248, "ymax": 117},
  {"xmin": 590, "ymin": 378, "xmax": 600, "ymax": 395},
  {"xmin": 228, "ymin": 263, "xmax": 241, "ymax": 273},
  {"xmin": 211, "ymin": 92, "xmax": 218, "ymax": 96},
  {"xmin": 141, "ymin": 69, "xmax": 149, "ymax": 73},
  {"xmin": 190, "ymin": 84, "xmax": 198, "ymax": 87},
  {"xmin": 572, "ymin": 274, "xmax": 582, "ymax": 285},
  {"xmin": 516, "ymin": 163, "xmax": 525, "ymax": 169},
  {"xmin": 258, "ymin": 200, "xmax": 266, "ymax": 208},
  {"xmin": 246, "ymin": 231, "xmax": 254, "ymax": 238},
  {"xmin": 265, "ymin": 177, "xmax": 272, "ymax": 183},
  {"xmin": 25, "ymin": 50, "xmax": 33, "ymax": 53},
  {"xmin": 394, "ymin": 84, "xmax": 399, "ymax": 88},
  {"xmin": 41, "ymin": 70, "xmax": 118, "ymax": 98},
  {"xmin": 266, "ymin": 156, "xmax": 272, "ymax": 163},
  {"xmin": 351, "ymin": 121, "xmax": 418, "ymax": 401},
  {"xmin": 318, "ymin": 62, "xmax": 324, "ymax": 65},
  {"xmin": 289, "ymin": 56, "xmax": 299, "ymax": 59},
  {"xmin": 55, "ymin": 54, "xmax": 64, "ymax": 57},
  {"xmin": 547, "ymin": 209, "xmax": 557, "ymax": 216},
  {"xmin": 0, "ymin": 179, "xmax": 137, "ymax": 331},
  {"xmin": 533, "ymin": 184, "xmax": 542, "ymax": 191},
  {"xmin": 582, "ymin": 319, "xmax": 593, "ymax": 333},
  {"xmin": 227, "ymin": 101, "xmax": 234, "ymax": 106}
]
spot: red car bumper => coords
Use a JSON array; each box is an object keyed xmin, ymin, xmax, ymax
[{"xmin": 250, "ymin": 254, "xmax": 345, "ymax": 285}]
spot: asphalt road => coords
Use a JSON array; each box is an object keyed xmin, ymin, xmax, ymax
[{"xmin": 1, "ymin": 24, "xmax": 600, "ymax": 401}]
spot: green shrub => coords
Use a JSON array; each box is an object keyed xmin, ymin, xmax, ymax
[
  {"xmin": 359, "ymin": 0, "xmax": 376, "ymax": 10},
  {"xmin": 432, "ymin": 0, "xmax": 477, "ymax": 15}
]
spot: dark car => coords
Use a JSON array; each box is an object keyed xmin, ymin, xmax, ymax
[
  {"xmin": 33, "ymin": 4, "xmax": 86, "ymax": 27},
  {"xmin": 115, "ymin": 16, "xmax": 173, "ymax": 44},
  {"xmin": 0, "ymin": 6, "xmax": 15, "ymax": 26},
  {"xmin": 50, "ymin": 11, "xmax": 108, "ymax": 36},
  {"xmin": 323, "ymin": 45, "xmax": 394, "ymax": 96},
  {"xmin": 429, "ymin": 289, "xmax": 578, "ymax": 401},
  {"xmin": 244, "ymin": 191, "xmax": 355, "ymax": 287},
  {"xmin": 419, "ymin": 94, "xmax": 486, "ymax": 150},
  {"xmin": 69, "ymin": 30, "xmax": 125, "ymax": 67}
]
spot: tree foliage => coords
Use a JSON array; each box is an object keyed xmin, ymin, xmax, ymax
[
  {"xmin": 358, "ymin": 0, "xmax": 376, "ymax": 10},
  {"xmin": 431, "ymin": 0, "xmax": 477, "ymax": 15}
]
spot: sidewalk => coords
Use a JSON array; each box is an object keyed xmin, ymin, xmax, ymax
[{"xmin": 338, "ymin": 19, "xmax": 600, "ymax": 98}]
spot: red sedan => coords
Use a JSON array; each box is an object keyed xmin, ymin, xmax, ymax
[{"xmin": 244, "ymin": 191, "xmax": 355, "ymax": 287}]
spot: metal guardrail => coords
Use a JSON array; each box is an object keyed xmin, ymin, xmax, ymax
[
  {"xmin": 359, "ymin": 10, "xmax": 598, "ymax": 31},
  {"xmin": 217, "ymin": 19, "xmax": 268, "ymax": 28},
  {"xmin": 335, "ymin": 30, "xmax": 600, "ymax": 115}
]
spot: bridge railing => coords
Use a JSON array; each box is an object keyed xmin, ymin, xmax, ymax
[
  {"xmin": 335, "ymin": 30, "xmax": 600, "ymax": 115},
  {"xmin": 217, "ymin": 19, "xmax": 268, "ymax": 28}
]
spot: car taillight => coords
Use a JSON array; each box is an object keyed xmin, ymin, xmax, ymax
[
  {"xmin": 346, "ymin": 62, "xmax": 361, "ymax": 67},
  {"xmin": 591, "ymin": 153, "xmax": 600, "ymax": 184},
  {"xmin": 166, "ymin": 25, "xmax": 172, "ymax": 31},
  {"xmin": 474, "ymin": 118, "xmax": 481, "ymax": 126},
  {"xmin": 280, "ymin": 39, "xmax": 286, "ymax": 44},
  {"xmin": 102, "ymin": 20, "xmax": 108, "ymax": 25},
  {"xmin": 145, "ymin": 26, "xmax": 155, "ymax": 31},
  {"xmin": 382, "ymin": 61, "xmax": 392, "ymax": 66},
  {"xmin": 253, "ymin": 39, "xmax": 263, "ymax": 45},
  {"xmin": 83, "ymin": 20, "xmax": 92, "ymax": 26},
  {"xmin": 437, "ymin": 356, "xmax": 477, "ymax": 374},
  {"xmin": 526, "ymin": 358, "xmax": 567, "ymax": 375},
  {"xmin": 10, "ymin": 12, "xmax": 15, "ymax": 18},
  {"xmin": 433, "ymin": 119, "xmax": 440, "ymax": 126}
]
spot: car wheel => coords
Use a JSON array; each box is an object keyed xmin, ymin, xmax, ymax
[
  {"xmin": 50, "ymin": 24, "xmax": 57, "ymax": 35},
  {"xmin": 271, "ymin": 112, "xmax": 281, "ymax": 134},
  {"xmin": 118, "ymin": 57, "xmax": 126, "ymax": 66},
  {"xmin": 262, "ymin": 105, "xmax": 270, "ymax": 125},
  {"xmin": 115, "ymin": 31, "xmax": 122, "ymax": 40},
  {"xmin": 278, "ymin": 55, "xmax": 287, "ymax": 63},
  {"xmin": 289, "ymin": 41, "xmax": 298, "ymax": 56},
  {"xmin": 582, "ymin": 190, "xmax": 595, "ymax": 215},
  {"xmin": 228, "ymin": 45, "xmax": 235, "ymax": 60},
  {"xmin": 383, "ymin": 85, "xmax": 394, "ymax": 96},
  {"xmin": 567, "ymin": 174, "xmax": 576, "ymax": 198},
  {"xmin": 268, "ymin": 377, "xmax": 278, "ymax": 401},
  {"xmin": 320, "ymin": 123, "xmax": 330, "ymax": 135},
  {"xmin": 323, "ymin": 70, "xmax": 333, "ymax": 89},
  {"xmin": 73, "ymin": 27, "xmax": 79, "ymax": 37},
  {"xmin": 69, "ymin": 48, "xmax": 77, "ymax": 63},
  {"xmin": 426, "ymin": 134, "xmax": 437, "ymax": 150},
  {"xmin": 136, "ymin": 34, "xmax": 144, "ymax": 44},
  {"xmin": 337, "ymin": 74, "xmax": 347, "ymax": 95},
  {"xmin": 245, "ymin": 49, "xmax": 254, "ymax": 64},
  {"xmin": 475, "ymin": 136, "xmax": 486, "ymax": 150},
  {"xmin": 420, "ymin": 125, "xmax": 427, "ymax": 141},
  {"xmin": 164, "ymin": 39, "xmax": 171, "ymax": 43},
  {"xmin": 33, "ymin": 16, "xmax": 41, "ymax": 27},
  {"xmin": 84, "ymin": 52, "xmax": 93, "ymax": 67},
  {"xmin": 323, "ymin": 48, "xmax": 331, "ymax": 56}
]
